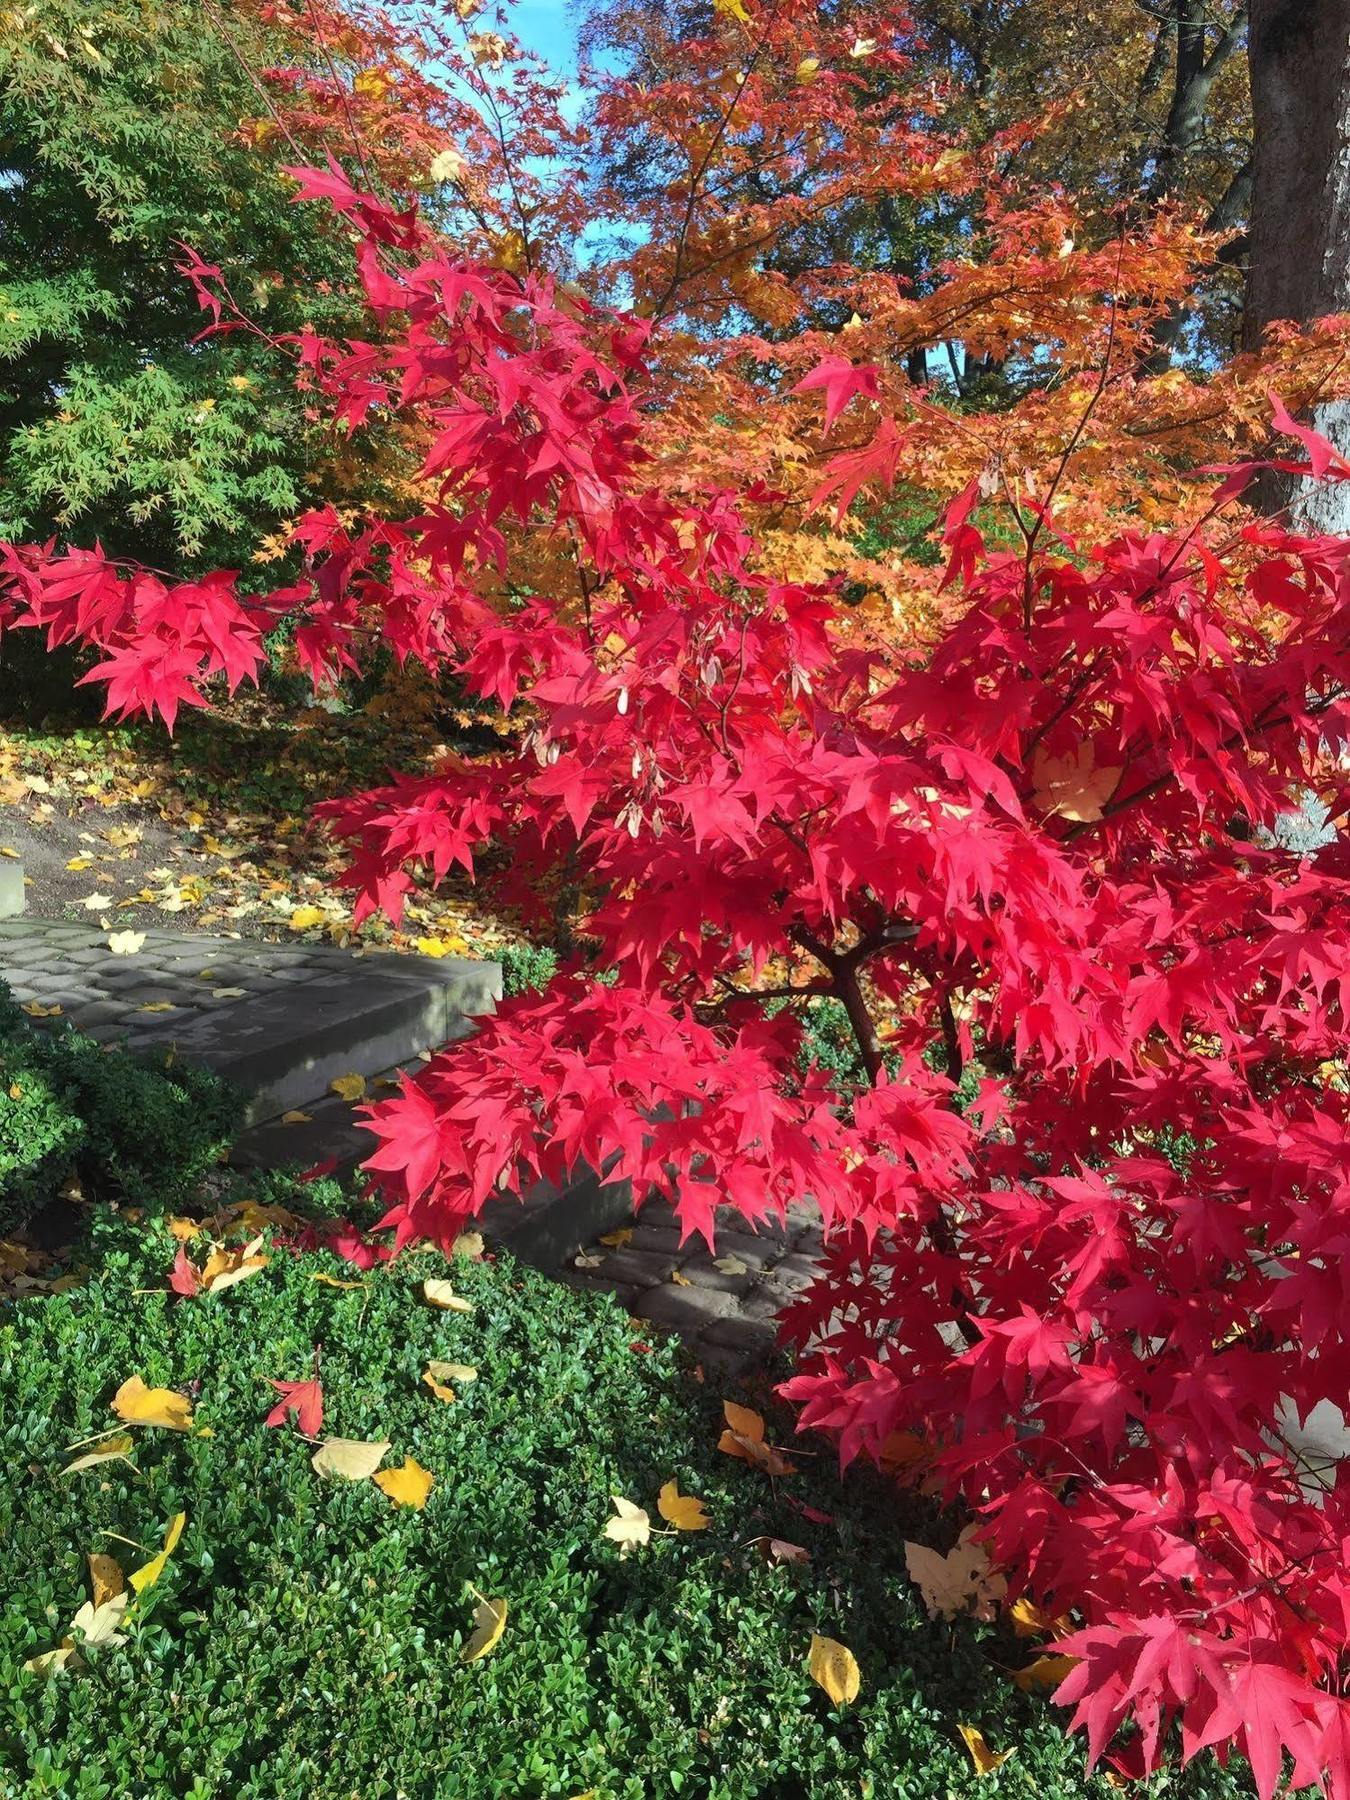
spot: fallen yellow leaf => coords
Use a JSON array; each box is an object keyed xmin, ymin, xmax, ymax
[
  {"xmin": 1011, "ymin": 1653, "xmax": 1078, "ymax": 1692},
  {"xmin": 957, "ymin": 1725, "xmax": 1013, "ymax": 1775},
  {"xmin": 657, "ymin": 1478, "xmax": 710, "ymax": 1531},
  {"xmin": 461, "ymin": 1593, "xmax": 508, "ymax": 1662},
  {"xmin": 87, "ymin": 1553, "xmax": 124, "ymax": 1608},
  {"xmin": 718, "ymin": 1400, "xmax": 796, "ymax": 1475},
  {"xmin": 281, "ymin": 1109, "xmax": 313, "ymax": 1124},
  {"xmin": 65, "ymin": 856, "xmax": 93, "ymax": 871},
  {"xmin": 129, "ymin": 1511, "xmax": 186, "ymax": 1595},
  {"xmin": 808, "ymin": 1634, "xmax": 861, "ymax": 1706},
  {"xmin": 904, "ymin": 1527, "xmax": 1006, "ymax": 1621},
  {"xmin": 604, "ymin": 1494, "xmax": 651, "ymax": 1557},
  {"xmin": 373, "ymin": 1456, "xmax": 434, "ymax": 1509},
  {"xmin": 310, "ymin": 1272, "xmax": 366, "ymax": 1290},
  {"xmin": 289, "ymin": 906, "xmax": 327, "ymax": 931},
  {"xmin": 329, "ymin": 1073, "xmax": 366, "ymax": 1102},
  {"xmin": 67, "ymin": 1592, "xmax": 129, "ymax": 1649},
  {"xmin": 62, "ymin": 1433, "xmax": 136, "ymax": 1475},
  {"xmin": 598, "ymin": 1227, "xmax": 632, "ymax": 1248},
  {"xmin": 452, "ymin": 1230, "xmax": 485, "ymax": 1260},
  {"xmin": 20, "ymin": 1000, "xmax": 62, "ymax": 1018},
  {"xmin": 311, "ymin": 1437, "xmax": 390, "ymax": 1481},
  {"xmin": 198, "ymin": 1238, "xmax": 268, "ymax": 1293},
  {"xmin": 423, "ymin": 1278, "xmax": 474, "ymax": 1313},
  {"xmin": 107, "ymin": 930, "xmax": 145, "ymax": 956},
  {"xmin": 111, "ymin": 1376, "xmax": 194, "ymax": 1432},
  {"xmin": 166, "ymin": 1217, "xmax": 201, "ymax": 1242},
  {"xmin": 423, "ymin": 1359, "xmax": 478, "ymax": 1402}
]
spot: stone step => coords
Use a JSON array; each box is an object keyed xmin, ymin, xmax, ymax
[{"xmin": 0, "ymin": 919, "xmax": 500, "ymax": 1123}]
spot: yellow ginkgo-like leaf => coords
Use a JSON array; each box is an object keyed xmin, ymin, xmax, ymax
[
  {"xmin": 288, "ymin": 906, "xmax": 327, "ymax": 932},
  {"xmin": 373, "ymin": 1456, "xmax": 434, "ymax": 1509},
  {"xmin": 107, "ymin": 930, "xmax": 145, "ymax": 955},
  {"xmin": 808, "ymin": 1634, "xmax": 861, "ymax": 1706},
  {"xmin": 461, "ymin": 1593, "xmax": 508, "ymax": 1662},
  {"xmin": 657, "ymin": 1479, "xmax": 710, "ymax": 1532},
  {"xmin": 311, "ymin": 1437, "xmax": 390, "ymax": 1481},
  {"xmin": 129, "ymin": 1511, "xmax": 186, "ymax": 1595},
  {"xmin": 112, "ymin": 1376, "xmax": 194, "ymax": 1432},
  {"xmin": 717, "ymin": 1400, "xmax": 796, "ymax": 1475},
  {"xmin": 88, "ymin": 1552, "xmax": 124, "ymax": 1608},
  {"xmin": 957, "ymin": 1725, "xmax": 1013, "ymax": 1775},
  {"xmin": 329, "ymin": 1073, "xmax": 367, "ymax": 1102},
  {"xmin": 604, "ymin": 1495, "xmax": 651, "ymax": 1557},
  {"xmin": 422, "ymin": 1278, "xmax": 475, "ymax": 1313},
  {"xmin": 62, "ymin": 1432, "xmax": 135, "ymax": 1475}
]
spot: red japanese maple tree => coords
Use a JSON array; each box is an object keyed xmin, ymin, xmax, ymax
[{"xmin": 5, "ymin": 23, "xmax": 1350, "ymax": 1789}]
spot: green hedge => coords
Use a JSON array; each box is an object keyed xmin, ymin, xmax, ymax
[
  {"xmin": 0, "ymin": 1196, "xmax": 1251, "ymax": 1799},
  {"xmin": 0, "ymin": 985, "xmax": 241, "ymax": 1234}
]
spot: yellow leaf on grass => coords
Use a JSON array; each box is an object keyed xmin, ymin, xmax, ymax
[
  {"xmin": 423, "ymin": 1359, "xmax": 477, "ymax": 1402},
  {"xmin": 329, "ymin": 1074, "xmax": 366, "ymax": 1102},
  {"xmin": 198, "ymin": 1239, "xmax": 268, "ymax": 1293},
  {"xmin": 461, "ymin": 1594, "xmax": 508, "ymax": 1662},
  {"xmin": 87, "ymin": 1553, "xmax": 124, "ymax": 1607},
  {"xmin": 1011, "ymin": 1653, "xmax": 1078, "ymax": 1692},
  {"xmin": 129, "ymin": 1511, "xmax": 186, "ymax": 1595},
  {"xmin": 604, "ymin": 1495, "xmax": 651, "ymax": 1557},
  {"xmin": 718, "ymin": 1400, "xmax": 796, "ymax": 1475},
  {"xmin": 112, "ymin": 1376, "xmax": 194, "ymax": 1432},
  {"xmin": 24, "ymin": 1644, "xmax": 76, "ymax": 1675},
  {"xmin": 452, "ymin": 1230, "xmax": 485, "ymax": 1261},
  {"xmin": 423, "ymin": 1278, "xmax": 474, "ymax": 1313},
  {"xmin": 373, "ymin": 1456, "xmax": 434, "ymax": 1509},
  {"xmin": 62, "ymin": 1433, "xmax": 135, "ymax": 1475},
  {"xmin": 67, "ymin": 1592, "xmax": 129, "ymax": 1648},
  {"xmin": 107, "ymin": 930, "xmax": 145, "ymax": 956},
  {"xmin": 808, "ymin": 1634, "xmax": 861, "ymax": 1706},
  {"xmin": 957, "ymin": 1725, "xmax": 1013, "ymax": 1775},
  {"xmin": 311, "ymin": 1437, "xmax": 390, "ymax": 1481},
  {"xmin": 166, "ymin": 1217, "xmax": 201, "ymax": 1242},
  {"xmin": 310, "ymin": 1272, "xmax": 366, "ymax": 1290},
  {"xmin": 904, "ymin": 1527, "xmax": 1007, "ymax": 1621},
  {"xmin": 657, "ymin": 1479, "xmax": 710, "ymax": 1531},
  {"xmin": 289, "ymin": 906, "xmax": 327, "ymax": 931}
]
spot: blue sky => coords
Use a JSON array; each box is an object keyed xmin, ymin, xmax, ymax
[{"xmin": 508, "ymin": 0, "xmax": 580, "ymax": 71}]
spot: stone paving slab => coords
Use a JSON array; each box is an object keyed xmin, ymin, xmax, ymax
[
  {"xmin": 556, "ymin": 1193, "xmax": 825, "ymax": 1377},
  {"xmin": 0, "ymin": 919, "xmax": 500, "ymax": 1122}
]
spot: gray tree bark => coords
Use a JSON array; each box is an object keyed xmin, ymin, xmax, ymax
[{"xmin": 1244, "ymin": 0, "xmax": 1350, "ymax": 530}]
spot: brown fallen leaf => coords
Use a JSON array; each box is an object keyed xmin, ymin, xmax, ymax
[{"xmin": 87, "ymin": 1553, "xmax": 124, "ymax": 1608}]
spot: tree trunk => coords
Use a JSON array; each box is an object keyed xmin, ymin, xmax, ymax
[{"xmin": 1244, "ymin": 0, "xmax": 1350, "ymax": 530}]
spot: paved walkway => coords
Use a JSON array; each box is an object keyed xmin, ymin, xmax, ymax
[{"xmin": 2, "ymin": 917, "xmax": 818, "ymax": 1374}]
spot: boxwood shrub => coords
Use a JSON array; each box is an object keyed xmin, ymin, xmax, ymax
[{"xmin": 0, "ymin": 1195, "xmax": 1252, "ymax": 1799}]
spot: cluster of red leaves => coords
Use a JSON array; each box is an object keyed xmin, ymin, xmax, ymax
[{"xmin": 5, "ymin": 156, "xmax": 1350, "ymax": 1796}]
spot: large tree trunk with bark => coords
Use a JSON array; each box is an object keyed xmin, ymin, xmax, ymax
[{"xmin": 1244, "ymin": 0, "xmax": 1350, "ymax": 530}]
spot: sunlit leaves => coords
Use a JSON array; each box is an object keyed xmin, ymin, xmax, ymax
[
  {"xmin": 461, "ymin": 1591, "xmax": 508, "ymax": 1662},
  {"xmin": 311, "ymin": 1437, "xmax": 391, "ymax": 1481},
  {"xmin": 111, "ymin": 1376, "xmax": 193, "ymax": 1432},
  {"xmin": 717, "ymin": 1402, "xmax": 795, "ymax": 1476},
  {"xmin": 656, "ymin": 1479, "xmax": 710, "ymax": 1531},
  {"xmin": 603, "ymin": 1495, "xmax": 651, "ymax": 1558},
  {"xmin": 374, "ymin": 1457, "xmax": 435, "ymax": 1508}
]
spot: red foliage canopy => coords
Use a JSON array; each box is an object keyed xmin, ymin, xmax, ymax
[{"xmin": 5, "ymin": 152, "xmax": 1350, "ymax": 1795}]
